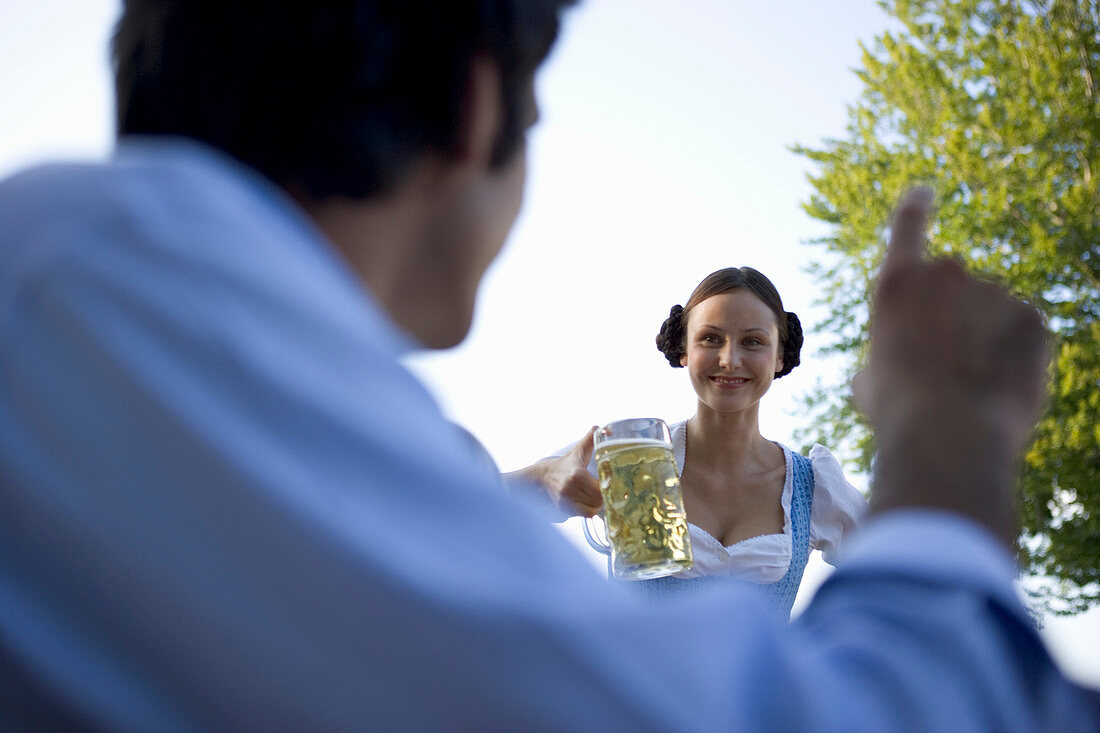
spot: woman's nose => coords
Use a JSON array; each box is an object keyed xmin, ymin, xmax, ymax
[{"xmin": 718, "ymin": 345, "xmax": 738, "ymax": 369}]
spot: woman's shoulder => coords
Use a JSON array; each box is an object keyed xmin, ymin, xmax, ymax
[
  {"xmin": 806, "ymin": 443, "xmax": 847, "ymax": 482},
  {"xmin": 776, "ymin": 442, "xmax": 867, "ymax": 510},
  {"xmin": 784, "ymin": 443, "xmax": 868, "ymax": 553}
]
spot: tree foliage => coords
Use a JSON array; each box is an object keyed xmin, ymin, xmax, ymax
[{"xmin": 794, "ymin": 0, "xmax": 1099, "ymax": 613}]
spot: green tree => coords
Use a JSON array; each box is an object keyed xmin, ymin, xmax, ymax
[{"xmin": 794, "ymin": 0, "xmax": 1099, "ymax": 613}]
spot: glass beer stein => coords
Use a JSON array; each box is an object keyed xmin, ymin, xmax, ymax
[{"xmin": 583, "ymin": 418, "xmax": 694, "ymax": 580}]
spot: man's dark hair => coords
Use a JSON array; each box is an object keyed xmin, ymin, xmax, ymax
[{"xmin": 112, "ymin": 1, "xmax": 576, "ymax": 200}]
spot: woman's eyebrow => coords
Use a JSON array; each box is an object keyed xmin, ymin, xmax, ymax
[{"xmin": 694, "ymin": 324, "xmax": 770, "ymax": 335}]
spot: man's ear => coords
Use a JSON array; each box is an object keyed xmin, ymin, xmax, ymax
[{"xmin": 456, "ymin": 55, "xmax": 503, "ymax": 167}]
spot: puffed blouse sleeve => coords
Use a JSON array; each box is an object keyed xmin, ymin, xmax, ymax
[{"xmin": 808, "ymin": 444, "xmax": 868, "ymax": 565}]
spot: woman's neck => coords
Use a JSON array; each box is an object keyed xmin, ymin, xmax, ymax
[{"xmin": 686, "ymin": 404, "xmax": 774, "ymax": 472}]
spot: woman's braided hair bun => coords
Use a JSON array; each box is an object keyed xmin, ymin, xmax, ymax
[
  {"xmin": 655, "ymin": 304, "xmax": 686, "ymax": 368},
  {"xmin": 776, "ymin": 311, "xmax": 803, "ymax": 378}
]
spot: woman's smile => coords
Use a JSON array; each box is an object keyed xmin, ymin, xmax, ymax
[{"xmin": 710, "ymin": 375, "xmax": 750, "ymax": 388}]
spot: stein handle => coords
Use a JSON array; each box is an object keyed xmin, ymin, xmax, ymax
[{"xmin": 582, "ymin": 514, "xmax": 611, "ymax": 556}]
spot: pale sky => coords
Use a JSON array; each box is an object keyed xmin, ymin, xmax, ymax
[{"xmin": 2, "ymin": 0, "xmax": 1097, "ymax": 687}]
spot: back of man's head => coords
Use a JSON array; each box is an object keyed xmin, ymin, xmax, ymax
[{"xmin": 112, "ymin": 1, "xmax": 576, "ymax": 201}]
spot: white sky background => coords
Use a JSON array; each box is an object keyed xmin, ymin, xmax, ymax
[{"xmin": 2, "ymin": 0, "xmax": 1097, "ymax": 687}]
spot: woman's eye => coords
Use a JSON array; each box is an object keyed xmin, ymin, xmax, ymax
[
  {"xmin": 702, "ymin": 334, "xmax": 720, "ymax": 344},
  {"xmin": 744, "ymin": 338, "xmax": 762, "ymax": 346}
]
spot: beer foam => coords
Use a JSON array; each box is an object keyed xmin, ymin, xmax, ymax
[{"xmin": 594, "ymin": 438, "xmax": 670, "ymax": 451}]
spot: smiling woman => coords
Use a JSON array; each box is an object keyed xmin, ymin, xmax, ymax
[{"xmin": 508, "ymin": 266, "xmax": 868, "ymax": 618}]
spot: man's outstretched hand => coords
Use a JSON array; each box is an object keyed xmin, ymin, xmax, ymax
[{"xmin": 854, "ymin": 188, "xmax": 1051, "ymax": 547}]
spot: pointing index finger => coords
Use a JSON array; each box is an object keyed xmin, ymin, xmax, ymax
[{"xmin": 882, "ymin": 187, "xmax": 934, "ymax": 279}]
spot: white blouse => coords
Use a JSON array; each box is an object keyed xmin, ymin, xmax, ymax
[{"xmin": 664, "ymin": 420, "xmax": 867, "ymax": 582}]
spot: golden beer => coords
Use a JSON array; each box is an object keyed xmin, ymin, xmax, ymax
[{"xmin": 595, "ymin": 438, "xmax": 693, "ymax": 580}]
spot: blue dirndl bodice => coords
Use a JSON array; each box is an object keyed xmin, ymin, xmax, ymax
[{"xmin": 618, "ymin": 451, "xmax": 815, "ymax": 619}]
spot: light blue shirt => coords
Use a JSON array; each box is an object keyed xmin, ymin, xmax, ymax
[{"xmin": 0, "ymin": 138, "xmax": 1094, "ymax": 731}]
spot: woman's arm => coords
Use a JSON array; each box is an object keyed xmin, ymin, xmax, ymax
[
  {"xmin": 503, "ymin": 426, "xmax": 603, "ymax": 518},
  {"xmin": 807, "ymin": 445, "xmax": 868, "ymax": 563}
]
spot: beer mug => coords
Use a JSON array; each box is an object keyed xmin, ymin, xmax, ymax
[{"xmin": 583, "ymin": 418, "xmax": 694, "ymax": 580}]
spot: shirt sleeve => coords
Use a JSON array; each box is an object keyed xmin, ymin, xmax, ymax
[
  {"xmin": 807, "ymin": 443, "xmax": 868, "ymax": 564},
  {"xmin": 795, "ymin": 510, "xmax": 1096, "ymax": 732},
  {"xmin": 450, "ymin": 421, "xmax": 502, "ymax": 479}
]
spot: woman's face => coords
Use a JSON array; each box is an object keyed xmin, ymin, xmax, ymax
[{"xmin": 681, "ymin": 289, "xmax": 784, "ymax": 416}]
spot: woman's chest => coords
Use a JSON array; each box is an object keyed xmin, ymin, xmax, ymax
[{"xmin": 679, "ymin": 464, "xmax": 787, "ymax": 547}]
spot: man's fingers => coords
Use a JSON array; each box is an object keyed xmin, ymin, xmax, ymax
[{"xmin": 882, "ymin": 186, "xmax": 934, "ymax": 279}]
